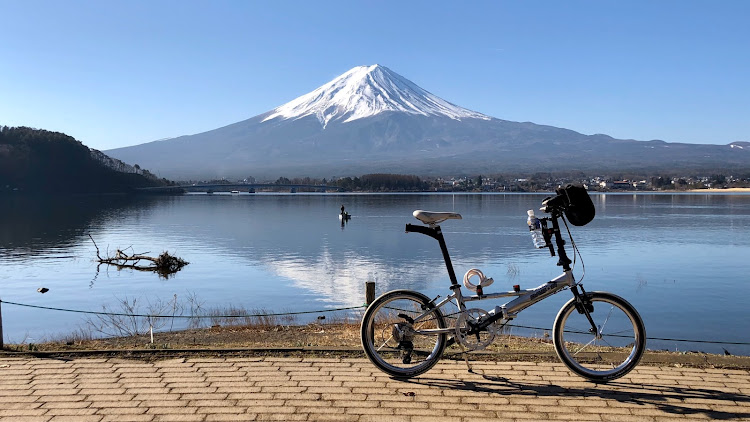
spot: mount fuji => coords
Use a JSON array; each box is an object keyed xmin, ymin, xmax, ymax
[
  {"xmin": 106, "ymin": 65, "xmax": 749, "ymax": 179},
  {"xmin": 261, "ymin": 65, "xmax": 490, "ymax": 127}
]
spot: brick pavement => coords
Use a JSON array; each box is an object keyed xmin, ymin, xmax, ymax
[{"xmin": 1, "ymin": 355, "xmax": 749, "ymax": 421}]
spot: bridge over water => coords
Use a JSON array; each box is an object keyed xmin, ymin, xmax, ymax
[{"xmin": 137, "ymin": 183, "xmax": 344, "ymax": 193}]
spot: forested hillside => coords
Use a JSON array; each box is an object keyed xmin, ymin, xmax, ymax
[{"xmin": 0, "ymin": 126, "xmax": 170, "ymax": 194}]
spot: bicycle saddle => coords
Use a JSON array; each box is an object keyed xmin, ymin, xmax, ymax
[{"xmin": 413, "ymin": 210, "xmax": 462, "ymax": 225}]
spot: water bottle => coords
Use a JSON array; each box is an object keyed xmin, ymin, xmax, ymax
[{"xmin": 527, "ymin": 210, "xmax": 546, "ymax": 248}]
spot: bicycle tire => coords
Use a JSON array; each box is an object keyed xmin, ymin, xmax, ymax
[
  {"xmin": 361, "ymin": 290, "xmax": 447, "ymax": 378},
  {"xmin": 553, "ymin": 291, "xmax": 646, "ymax": 382}
]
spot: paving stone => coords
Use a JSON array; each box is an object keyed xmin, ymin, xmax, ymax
[
  {"xmin": 203, "ymin": 416, "xmax": 254, "ymax": 422},
  {"xmin": 0, "ymin": 418, "xmax": 52, "ymax": 422},
  {"xmin": 0, "ymin": 409, "xmax": 48, "ymax": 417},
  {"xmin": 44, "ymin": 408, "xmax": 99, "ymax": 416},
  {"xmin": 100, "ymin": 416, "xmax": 154, "ymax": 422},
  {"xmin": 94, "ymin": 405, "xmax": 148, "ymax": 415},
  {"xmin": 149, "ymin": 415, "xmax": 205, "ymax": 422}
]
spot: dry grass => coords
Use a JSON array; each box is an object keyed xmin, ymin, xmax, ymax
[
  {"xmin": 6, "ymin": 308, "xmax": 749, "ymax": 370},
  {"xmin": 6, "ymin": 321, "xmax": 750, "ymax": 370}
]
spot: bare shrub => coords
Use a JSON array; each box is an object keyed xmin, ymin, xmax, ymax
[{"xmin": 84, "ymin": 295, "xmax": 182, "ymax": 337}]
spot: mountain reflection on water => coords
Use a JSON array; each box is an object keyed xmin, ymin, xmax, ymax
[{"xmin": 1, "ymin": 192, "xmax": 748, "ymax": 355}]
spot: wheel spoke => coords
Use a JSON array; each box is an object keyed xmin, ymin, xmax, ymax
[
  {"xmin": 375, "ymin": 334, "xmax": 394, "ymax": 352},
  {"xmin": 599, "ymin": 336, "xmax": 617, "ymax": 349},
  {"xmin": 571, "ymin": 336, "xmax": 598, "ymax": 355},
  {"xmin": 599, "ymin": 305, "xmax": 616, "ymax": 333}
]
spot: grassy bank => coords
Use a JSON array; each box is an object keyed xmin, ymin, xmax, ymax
[{"xmin": 3, "ymin": 320, "xmax": 749, "ymax": 370}]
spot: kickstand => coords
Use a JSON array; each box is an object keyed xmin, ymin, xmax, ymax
[{"xmin": 456, "ymin": 343, "xmax": 473, "ymax": 373}]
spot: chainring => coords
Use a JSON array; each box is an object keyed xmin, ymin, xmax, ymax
[{"xmin": 455, "ymin": 308, "xmax": 497, "ymax": 351}]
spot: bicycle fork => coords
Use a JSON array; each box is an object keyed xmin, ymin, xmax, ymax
[{"xmin": 571, "ymin": 285, "xmax": 600, "ymax": 338}]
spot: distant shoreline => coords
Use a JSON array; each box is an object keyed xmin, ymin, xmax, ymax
[{"xmin": 686, "ymin": 188, "xmax": 750, "ymax": 193}]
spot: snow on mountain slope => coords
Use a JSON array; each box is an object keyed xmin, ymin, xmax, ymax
[{"xmin": 262, "ymin": 65, "xmax": 490, "ymax": 128}]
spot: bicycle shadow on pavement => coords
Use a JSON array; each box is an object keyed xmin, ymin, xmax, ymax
[{"xmin": 396, "ymin": 373, "xmax": 750, "ymax": 420}]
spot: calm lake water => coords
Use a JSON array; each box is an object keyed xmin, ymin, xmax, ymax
[{"xmin": 1, "ymin": 192, "xmax": 749, "ymax": 355}]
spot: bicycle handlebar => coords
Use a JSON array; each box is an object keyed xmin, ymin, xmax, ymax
[{"xmin": 541, "ymin": 193, "xmax": 566, "ymax": 215}]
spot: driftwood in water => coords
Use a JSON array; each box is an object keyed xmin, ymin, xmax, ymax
[{"xmin": 90, "ymin": 235, "xmax": 189, "ymax": 278}]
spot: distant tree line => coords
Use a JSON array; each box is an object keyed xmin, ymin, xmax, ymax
[
  {"xmin": 0, "ymin": 126, "xmax": 172, "ymax": 194},
  {"xmin": 246, "ymin": 170, "xmax": 750, "ymax": 192},
  {"xmin": 335, "ymin": 174, "xmax": 428, "ymax": 191},
  {"xmin": 264, "ymin": 174, "xmax": 428, "ymax": 191}
]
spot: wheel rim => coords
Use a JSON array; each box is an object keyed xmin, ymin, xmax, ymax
[
  {"xmin": 363, "ymin": 293, "xmax": 445, "ymax": 376},
  {"xmin": 556, "ymin": 296, "xmax": 642, "ymax": 378}
]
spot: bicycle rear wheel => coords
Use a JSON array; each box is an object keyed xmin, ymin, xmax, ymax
[
  {"xmin": 361, "ymin": 290, "xmax": 447, "ymax": 378},
  {"xmin": 553, "ymin": 291, "xmax": 646, "ymax": 382}
]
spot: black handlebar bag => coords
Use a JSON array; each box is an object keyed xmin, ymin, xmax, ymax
[{"xmin": 557, "ymin": 184, "xmax": 595, "ymax": 226}]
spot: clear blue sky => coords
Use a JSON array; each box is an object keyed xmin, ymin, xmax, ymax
[{"xmin": 1, "ymin": 0, "xmax": 748, "ymax": 151}]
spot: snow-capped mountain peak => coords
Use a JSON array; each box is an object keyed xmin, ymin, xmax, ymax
[{"xmin": 262, "ymin": 64, "xmax": 490, "ymax": 127}]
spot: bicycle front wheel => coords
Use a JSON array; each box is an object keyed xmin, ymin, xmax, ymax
[
  {"xmin": 361, "ymin": 290, "xmax": 447, "ymax": 378},
  {"xmin": 553, "ymin": 291, "xmax": 646, "ymax": 382}
]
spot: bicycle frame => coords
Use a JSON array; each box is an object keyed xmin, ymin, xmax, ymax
[{"xmin": 404, "ymin": 212, "xmax": 590, "ymax": 337}]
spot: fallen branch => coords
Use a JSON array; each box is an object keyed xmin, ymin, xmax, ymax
[{"xmin": 90, "ymin": 235, "xmax": 189, "ymax": 278}]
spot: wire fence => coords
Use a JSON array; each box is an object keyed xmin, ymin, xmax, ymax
[
  {"xmin": 0, "ymin": 299, "xmax": 365, "ymax": 319},
  {"xmin": 1, "ymin": 298, "xmax": 748, "ymax": 348}
]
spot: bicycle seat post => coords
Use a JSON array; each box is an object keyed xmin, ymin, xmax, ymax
[
  {"xmin": 406, "ymin": 210, "xmax": 462, "ymax": 287},
  {"xmin": 405, "ymin": 223, "xmax": 460, "ymax": 287}
]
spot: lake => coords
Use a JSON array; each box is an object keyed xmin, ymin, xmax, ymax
[{"xmin": 1, "ymin": 192, "xmax": 748, "ymax": 355}]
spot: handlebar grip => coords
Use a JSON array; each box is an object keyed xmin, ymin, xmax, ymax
[{"xmin": 542, "ymin": 194, "xmax": 566, "ymax": 213}]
